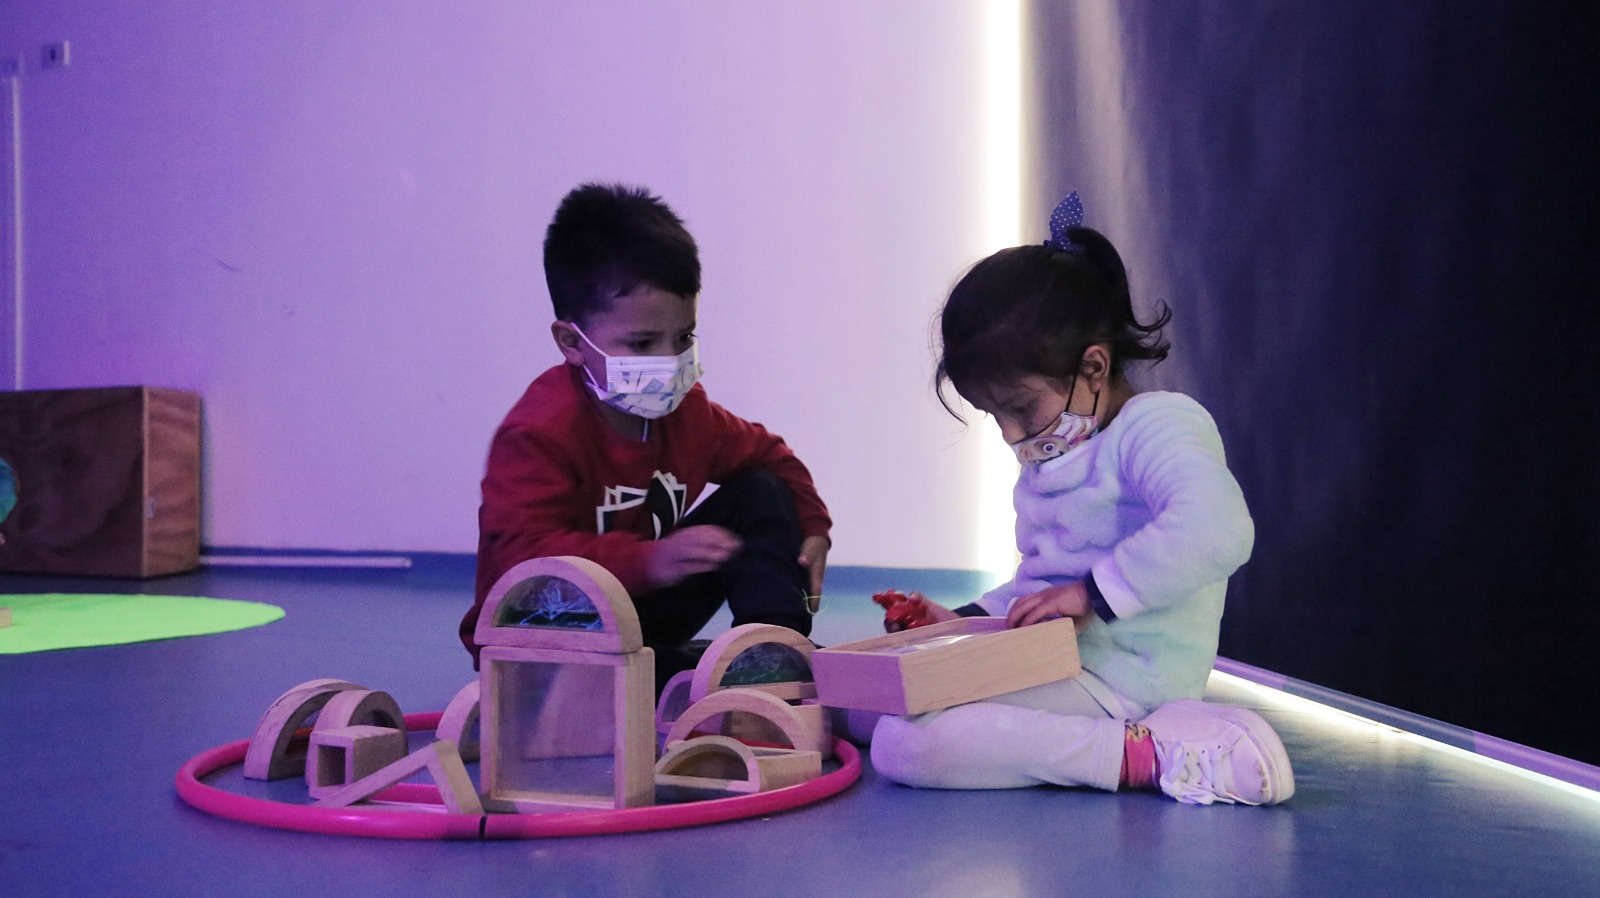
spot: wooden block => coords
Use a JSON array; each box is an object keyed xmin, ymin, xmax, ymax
[
  {"xmin": 437, "ymin": 679, "xmax": 482, "ymax": 763},
  {"xmin": 656, "ymin": 669, "xmax": 695, "ymax": 738},
  {"xmin": 305, "ymin": 724, "xmax": 408, "ymax": 799},
  {"xmin": 313, "ymin": 689, "xmax": 404, "ymax": 735},
  {"xmin": 243, "ymin": 678, "xmax": 363, "ymax": 781},
  {"xmin": 474, "ymin": 556, "xmax": 642, "ymax": 655},
  {"xmin": 0, "ymin": 387, "xmax": 200, "ymax": 577},
  {"xmin": 654, "ymin": 735, "xmax": 822, "ymax": 800},
  {"xmin": 480, "ymin": 645, "xmax": 656, "ymax": 814},
  {"xmin": 690, "ymin": 623, "xmax": 818, "ymax": 703},
  {"xmin": 665, "ymin": 688, "xmax": 830, "ymax": 759},
  {"xmin": 314, "ymin": 740, "xmax": 483, "ymax": 815},
  {"xmin": 811, "ymin": 616, "xmax": 1081, "ymax": 716},
  {"xmin": 717, "ymin": 699, "xmax": 833, "ymax": 761}
]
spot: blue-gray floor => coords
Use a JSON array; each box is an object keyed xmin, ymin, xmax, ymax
[{"xmin": 2, "ymin": 560, "xmax": 1598, "ymax": 897}]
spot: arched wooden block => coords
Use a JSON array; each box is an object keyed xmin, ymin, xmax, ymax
[
  {"xmin": 474, "ymin": 556, "xmax": 641, "ymax": 654},
  {"xmin": 655, "ymin": 735, "xmax": 763, "ymax": 795},
  {"xmin": 656, "ymin": 734, "xmax": 823, "ymax": 798},
  {"xmin": 655, "ymin": 670, "xmax": 695, "ymax": 738},
  {"xmin": 314, "ymin": 689, "xmax": 405, "ymax": 735},
  {"xmin": 665, "ymin": 688, "xmax": 830, "ymax": 759},
  {"xmin": 690, "ymin": 623, "xmax": 817, "ymax": 703},
  {"xmin": 437, "ymin": 679, "xmax": 481, "ymax": 763},
  {"xmin": 243, "ymin": 678, "xmax": 363, "ymax": 781}
]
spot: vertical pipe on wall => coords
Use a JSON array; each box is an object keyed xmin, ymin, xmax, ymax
[{"xmin": 975, "ymin": 0, "xmax": 1023, "ymax": 578}]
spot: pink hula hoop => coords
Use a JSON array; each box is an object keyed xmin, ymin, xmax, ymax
[{"xmin": 175, "ymin": 711, "xmax": 861, "ymax": 840}]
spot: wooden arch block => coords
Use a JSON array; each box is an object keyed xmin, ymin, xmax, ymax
[
  {"xmin": 474, "ymin": 556, "xmax": 641, "ymax": 655},
  {"xmin": 690, "ymin": 623, "xmax": 817, "ymax": 703},
  {"xmin": 437, "ymin": 679, "xmax": 482, "ymax": 763},
  {"xmin": 243, "ymin": 678, "xmax": 363, "ymax": 781},
  {"xmin": 656, "ymin": 669, "xmax": 696, "ymax": 738},
  {"xmin": 314, "ymin": 689, "xmax": 404, "ymax": 735},
  {"xmin": 665, "ymin": 688, "xmax": 831, "ymax": 759},
  {"xmin": 313, "ymin": 740, "xmax": 483, "ymax": 815},
  {"xmin": 655, "ymin": 734, "xmax": 822, "ymax": 800}
]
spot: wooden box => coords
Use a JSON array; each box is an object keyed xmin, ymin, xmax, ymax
[
  {"xmin": 811, "ymin": 616, "xmax": 1081, "ymax": 716},
  {"xmin": 0, "ymin": 387, "xmax": 200, "ymax": 577}
]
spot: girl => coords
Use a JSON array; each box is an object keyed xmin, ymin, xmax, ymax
[{"xmin": 871, "ymin": 194, "xmax": 1294, "ymax": 805}]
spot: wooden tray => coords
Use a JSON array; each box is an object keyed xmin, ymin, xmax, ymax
[{"xmin": 811, "ymin": 616, "xmax": 1080, "ymax": 716}]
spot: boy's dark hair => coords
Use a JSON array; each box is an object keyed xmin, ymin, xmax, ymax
[
  {"xmin": 542, "ymin": 183, "xmax": 701, "ymax": 323},
  {"xmin": 935, "ymin": 226, "xmax": 1171, "ymax": 418}
]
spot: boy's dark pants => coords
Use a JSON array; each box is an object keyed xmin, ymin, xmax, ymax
[{"xmin": 633, "ymin": 469, "xmax": 812, "ymax": 692}]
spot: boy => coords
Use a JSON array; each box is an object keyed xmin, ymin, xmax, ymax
[{"xmin": 459, "ymin": 183, "xmax": 831, "ymax": 689}]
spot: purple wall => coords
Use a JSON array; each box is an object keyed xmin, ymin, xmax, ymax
[{"xmin": 0, "ymin": 1, "xmax": 1012, "ymax": 571}]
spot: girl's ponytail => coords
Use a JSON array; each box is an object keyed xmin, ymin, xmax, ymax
[{"xmin": 1065, "ymin": 225, "xmax": 1171, "ymax": 365}]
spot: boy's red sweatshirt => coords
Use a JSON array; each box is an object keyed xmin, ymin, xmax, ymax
[{"xmin": 459, "ymin": 364, "xmax": 830, "ymax": 660}]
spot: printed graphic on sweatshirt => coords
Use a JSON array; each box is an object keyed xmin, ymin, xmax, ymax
[{"xmin": 595, "ymin": 470, "xmax": 687, "ymax": 539}]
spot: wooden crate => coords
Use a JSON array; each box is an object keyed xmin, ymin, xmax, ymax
[
  {"xmin": 811, "ymin": 616, "xmax": 1081, "ymax": 716},
  {"xmin": 0, "ymin": 387, "xmax": 200, "ymax": 578}
]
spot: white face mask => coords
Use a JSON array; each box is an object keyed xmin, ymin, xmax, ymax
[
  {"xmin": 1010, "ymin": 387, "xmax": 1100, "ymax": 466},
  {"xmin": 571, "ymin": 324, "xmax": 703, "ymax": 419}
]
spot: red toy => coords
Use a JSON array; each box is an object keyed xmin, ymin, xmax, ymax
[{"xmin": 872, "ymin": 590, "xmax": 939, "ymax": 633}]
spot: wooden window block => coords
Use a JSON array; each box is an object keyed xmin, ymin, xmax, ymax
[
  {"xmin": 314, "ymin": 740, "xmax": 483, "ymax": 815},
  {"xmin": 811, "ymin": 616, "xmax": 1081, "ymax": 716},
  {"xmin": 480, "ymin": 645, "xmax": 656, "ymax": 814},
  {"xmin": 306, "ymin": 724, "xmax": 408, "ymax": 799},
  {"xmin": 0, "ymin": 387, "xmax": 200, "ymax": 578},
  {"xmin": 475, "ymin": 556, "xmax": 657, "ymax": 814}
]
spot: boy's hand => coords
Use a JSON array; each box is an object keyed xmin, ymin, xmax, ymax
[
  {"xmin": 1006, "ymin": 583, "xmax": 1091, "ymax": 632},
  {"xmin": 646, "ymin": 525, "xmax": 742, "ymax": 589},
  {"xmin": 798, "ymin": 535, "xmax": 830, "ymax": 610}
]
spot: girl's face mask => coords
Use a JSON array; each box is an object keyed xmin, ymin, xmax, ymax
[
  {"xmin": 1010, "ymin": 382, "xmax": 1100, "ymax": 466},
  {"xmin": 571, "ymin": 324, "xmax": 703, "ymax": 420}
]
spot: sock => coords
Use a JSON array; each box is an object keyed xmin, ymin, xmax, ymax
[{"xmin": 1121, "ymin": 722, "xmax": 1158, "ymax": 790}]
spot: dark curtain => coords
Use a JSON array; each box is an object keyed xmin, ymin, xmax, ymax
[{"xmin": 1026, "ymin": 0, "xmax": 1600, "ymax": 764}]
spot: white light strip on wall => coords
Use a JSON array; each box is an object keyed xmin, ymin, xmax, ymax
[
  {"xmin": 4, "ymin": 70, "xmax": 20, "ymax": 390},
  {"xmin": 201, "ymin": 554, "xmax": 414, "ymax": 570},
  {"xmin": 1210, "ymin": 669, "xmax": 1600, "ymax": 806},
  {"xmin": 975, "ymin": 0, "xmax": 1023, "ymax": 579}
]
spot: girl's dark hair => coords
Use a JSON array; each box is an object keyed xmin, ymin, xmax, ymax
[{"xmin": 935, "ymin": 226, "xmax": 1170, "ymax": 418}]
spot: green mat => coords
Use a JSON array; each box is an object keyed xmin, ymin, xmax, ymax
[{"xmin": 0, "ymin": 593, "xmax": 285, "ymax": 654}]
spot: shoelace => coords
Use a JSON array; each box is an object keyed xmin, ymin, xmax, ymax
[{"xmin": 1154, "ymin": 740, "xmax": 1234, "ymax": 806}]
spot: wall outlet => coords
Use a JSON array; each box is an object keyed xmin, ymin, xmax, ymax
[{"xmin": 42, "ymin": 42, "xmax": 70, "ymax": 69}]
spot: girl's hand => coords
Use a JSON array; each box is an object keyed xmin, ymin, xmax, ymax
[
  {"xmin": 1006, "ymin": 583, "xmax": 1092, "ymax": 631},
  {"xmin": 872, "ymin": 590, "xmax": 958, "ymax": 632}
]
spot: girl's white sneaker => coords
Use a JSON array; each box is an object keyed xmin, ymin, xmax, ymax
[{"xmin": 1140, "ymin": 699, "xmax": 1296, "ymax": 805}]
